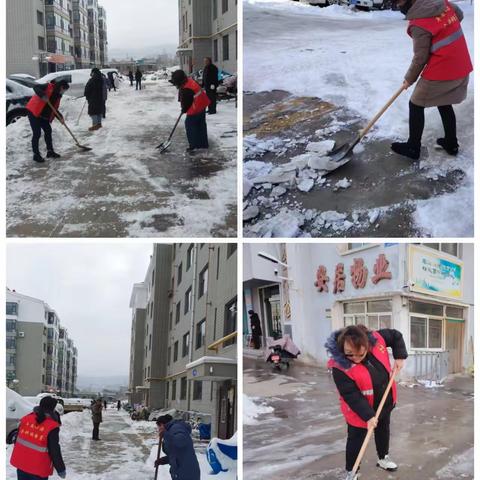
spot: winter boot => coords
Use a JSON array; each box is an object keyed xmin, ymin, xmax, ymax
[
  {"xmin": 436, "ymin": 137, "xmax": 459, "ymax": 156},
  {"xmin": 46, "ymin": 150, "xmax": 61, "ymax": 158},
  {"xmin": 391, "ymin": 142, "xmax": 420, "ymax": 160},
  {"xmin": 377, "ymin": 455, "xmax": 398, "ymax": 471},
  {"xmin": 345, "ymin": 471, "xmax": 358, "ymax": 480},
  {"xmin": 33, "ymin": 153, "xmax": 45, "ymax": 163}
]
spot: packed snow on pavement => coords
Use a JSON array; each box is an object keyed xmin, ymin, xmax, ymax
[
  {"xmin": 6, "ymin": 409, "xmax": 236, "ymax": 480},
  {"xmin": 243, "ymin": 0, "xmax": 474, "ymax": 237},
  {"xmin": 6, "ymin": 77, "xmax": 237, "ymax": 237}
]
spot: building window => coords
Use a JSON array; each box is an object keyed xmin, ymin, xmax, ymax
[
  {"xmin": 227, "ymin": 243, "xmax": 237, "ymax": 258},
  {"xmin": 169, "ymin": 312, "xmax": 173, "ymax": 330},
  {"xmin": 222, "ymin": 0, "xmax": 228, "ymax": 13},
  {"xmin": 199, "ymin": 267, "xmax": 208, "ymax": 298},
  {"xmin": 186, "ymin": 244, "xmax": 194, "ymax": 271},
  {"xmin": 166, "ymin": 382, "xmax": 169, "ymax": 401},
  {"xmin": 182, "ymin": 332, "xmax": 190, "ymax": 357},
  {"xmin": 180, "ymin": 377, "xmax": 187, "ymax": 400},
  {"xmin": 177, "ymin": 263, "xmax": 183, "ymax": 285},
  {"xmin": 147, "ymin": 366, "xmax": 150, "ymax": 378},
  {"xmin": 184, "ymin": 287, "xmax": 192, "ymax": 314},
  {"xmin": 196, "ymin": 319, "xmax": 206, "ymax": 349},
  {"xmin": 193, "ymin": 380, "xmax": 203, "ymax": 400},
  {"xmin": 422, "ymin": 243, "xmax": 460, "ymax": 258},
  {"xmin": 6, "ymin": 319, "xmax": 16, "ymax": 332},
  {"xmin": 223, "ymin": 34, "xmax": 230, "ymax": 61},
  {"xmin": 343, "ymin": 300, "xmax": 392, "ymax": 329},
  {"xmin": 224, "ymin": 298, "xmax": 237, "ymax": 345},
  {"xmin": 37, "ymin": 10, "xmax": 44, "ymax": 26},
  {"xmin": 409, "ymin": 301, "xmax": 446, "ymax": 350},
  {"xmin": 213, "ymin": 0, "xmax": 218, "ymax": 19},
  {"xmin": 167, "ymin": 346, "xmax": 171, "ymax": 366},
  {"xmin": 176, "ymin": 302, "xmax": 181, "ymax": 323},
  {"xmin": 6, "ymin": 302, "xmax": 18, "ymax": 315},
  {"xmin": 6, "ymin": 337, "xmax": 16, "ymax": 349},
  {"xmin": 173, "ymin": 341, "xmax": 179, "ymax": 362},
  {"xmin": 149, "ymin": 334, "xmax": 152, "ymax": 351},
  {"xmin": 7, "ymin": 354, "xmax": 16, "ymax": 366},
  {"xmin": 172, "ymin": 379, "xmax": 177, "ymax": 400}
]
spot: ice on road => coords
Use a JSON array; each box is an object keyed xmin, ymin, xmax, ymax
[
  {"xmin": 6, "ymin": 408, "xmax": 236, "ymax": 480},
  {"xmin": 7, "ymin": 79, "xmax": 237, "ymax": 237}
]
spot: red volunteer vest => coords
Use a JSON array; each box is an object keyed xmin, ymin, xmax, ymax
[
  {"xmin": 26, "ymin": 82, "xmax": 61, "ymax": 122},
  {"xmin": 408, "ymin": 1, "xmax": 472, "ymax": 81},
  {"xmin": 328, "ymin": 331, "xmax": 398, "ymax": 429},
  {"xmin": 183, "ymin": 78, "xmax": 210, "ymax": 116},
  {"xmin": 10, "ymin": 412, "xmax": 59, "ymax": 477}
]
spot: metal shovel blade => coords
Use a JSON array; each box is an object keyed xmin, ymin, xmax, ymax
[
  {"xmin": 328, "ymin": 142, "xmax": 355, "ymax": 163},
  {"xmin": 156, "ymin": 140, "xmax": 171, "ymax": 153},
  {"xmin": 77, "ymin": 144, "xmax": 92, "ymax": 152}
]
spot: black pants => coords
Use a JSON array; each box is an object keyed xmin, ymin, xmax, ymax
[
  {"xmin": 92, "ymin": 422, "xmax": 100, "ymax": 439},
  {"xmin": 28, "ymin": 112, "xmax": 53, "ymax": 155},
  {"xmin": 17, "ymin": 470, "xmax": 48, "ymax": 480},
  {"xmin": 252, "ymin": 334, "xmax": 261, "ymax": 349},
  {"xmin": 136, "ymin": 79, "xmax": 142, "ymax": 90},
  {"xmin": 185, "ymin": 111, "xmax": 209, "ymax": 149},
  {"xmin": 206, "ymin": 89, "xmax": 217, "ymax": 114},
  {"xmin": 408, "ymin": 101, "xmax": 457, "ymax": 148},
  {"xmin": 345, "ymin": 410, "xmax": 391, "ymax": 471}
]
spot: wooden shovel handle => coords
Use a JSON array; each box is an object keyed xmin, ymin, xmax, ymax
[
  {"xmin": 46, "ymin": 98, "xmax": 82, "ymax": 147},
  {"xmin": 358, "ymin": 85, "xmax": 406, "ymax": 140},
  {"xmin": 351, "ymin": 368, "xmax": 398, "ymax": 475}
]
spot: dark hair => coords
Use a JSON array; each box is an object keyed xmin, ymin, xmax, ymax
[
  {"xmin": 36, "ymin": 396, "xmax": 58, "ymax": 424},
  {"xmin": 248, "ymin": 310, "xmax": 254, "ymax": 315},
  {"xmin": 53, "ymin": 79, "xmax": 70, "ymax": 91},
  {"xmin": 337, "ymin": 325, "xmax": 369, "ymax": 354},
  {"xmin": 156, "ymin": 414, "xmax": 173, "ymax": 426},
  {"xmin": 171, "ymin": 70, "xmax": 187, "ymax": 87}
]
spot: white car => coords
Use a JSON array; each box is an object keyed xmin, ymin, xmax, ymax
[
  {"xmin": 6, "ymin": 388, "xmax": 35, "ymax": 443},
  {"xmin": 6, "ymin": 78, "xmax": 34, "ymax": 126},
  {"xmin": 37, "ymin": 69, "xmax": 93, "ymax": 98}
]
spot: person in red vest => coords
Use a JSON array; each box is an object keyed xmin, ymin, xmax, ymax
[
  {"xmin": 26, "ymin": 79, "xmax": 70, "ymax": 164},
  {"xmin": 171, "ymin": 70, "xmax": 210, "ymax": 153},
  {"xmin": 391, "ymin": 0, "xmax": 472, "ymax": 160},
  {"xmin": 10, "ymin": 396, "xmax": 66, "ymax": 480},
  {"xmin": 325, "ymin": 325, "xmax": 407, "ymax": 480}
]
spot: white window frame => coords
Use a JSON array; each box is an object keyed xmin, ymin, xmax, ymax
[
  {"xmin": 409, "ymin": 313, "xmax": 444, "ymax": 352},
  {"xmin": 343, "ymin": 299, "xmax": 392, "ymax": 329}
]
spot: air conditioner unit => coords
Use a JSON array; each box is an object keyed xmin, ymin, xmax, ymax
[{"xmin": 17, "ymin": 332, "xmax": 25, "ymax": 338}]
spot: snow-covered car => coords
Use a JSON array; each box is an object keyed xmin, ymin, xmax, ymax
[
  {"xmin": 6, "ymin": 78, "xmax": 33, "ymax": 126},
  {"xmin": 37, "ymin": 69, "xmax": 93, "ymax": 98},
  {"xmin": 6, "ymin": 388, "xmax": 35, "ymax": 444},
  {"xmin": 300, "ymin": 0, "xmax": 330, "ymax": 6},
  {"xmin": 8, "ymin": 74, "xmax": 38, "ymax": 89},
  {"xmin": 351, "ymin": 0, "xmax": 392, "ymax": 9},
  {"xmin": 24, "ymin": 393, "xmax": 65, "ymax": 415},
  {"xmin": 63, "ymin": 398, "xmax": 90, "ymax": 412}
]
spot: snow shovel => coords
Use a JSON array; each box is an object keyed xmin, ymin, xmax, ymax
[
  {"xmin": 154, "ymin": 436, "xmax": 163, "ymax": 480},
  {"xmin": 351, "ymin": 368, "xmax": 398, "ymax": 476},
  {"xmin": 328, "ymin": 85, "xmax": 406, "ymax": 163},
  {"xmin": 46, "ymin": 99, "xmax": 92, "ymax": 152},
  {"xmin": 156, "ymin": 112, "xmax": 183, "ymax": 153},
  {"xmin": 76, "ymin": 98, "xmax": 87, "ymax": 125}
]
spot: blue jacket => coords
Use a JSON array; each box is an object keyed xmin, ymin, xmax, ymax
[{"xmin": 162, "ymin": 420, "xmax": 200, "ymax": 480}]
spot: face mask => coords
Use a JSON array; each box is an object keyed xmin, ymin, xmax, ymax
[{"xmin": 399, "ymin": 0, "xmax": 413, "ymax": 14}]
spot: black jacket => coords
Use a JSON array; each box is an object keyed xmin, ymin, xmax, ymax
[
  {"xmin": 250, "ymin": 313, "xmax": 262, "ymax": 336},
  {"xmin": 202, "ymin": 63, "xmax": 219, "ymax": 89},
  {"xmin": 84, "ymin": 74, "xmax": 104, "ymax": 115},
  {"xmin": 135, "ymin": 70, "xmax": 143, "ymax": 81},
  {"xmin": 179, "ymin": 87, "xmax": 195, "ymax": 114},
  {"xmin": 328, "ymin": 329, "xmax": 408, "ymax": 423}
]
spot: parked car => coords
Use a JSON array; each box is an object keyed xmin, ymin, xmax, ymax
[
  {"xmin": 6, "ymin": 388, "xmax": 35, "ymax": 444},
  {"xmin": 8, "ymin": 74, "xmax": 38, "ymax": 89},
  {"xmin": 37, "ymin": 69, "xmax": 93, "ymax": 98},
  {"xmin": 24, "ymin": 393, "xmax": 65, "ymax": 415},
  {"xmin": 6, "ymin": 78, "xmax": 33, "ymax": 126},
  {"xmin": 349, "ymin": 0, "xmax": 392, "ymax": 9},
  {"xmin": 300, "ymin": 0, "xmax": 330, "ymax": 6},
  {"xmin": 62, "ymin": 398, "xmax": 89, "ymax": 413}
]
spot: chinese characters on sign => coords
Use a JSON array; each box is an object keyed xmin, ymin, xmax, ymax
[
  {"xmin": 314, "ymin": 266, "xmax": 329, "ymax": 292},
  {"xmin": 315, "ymin": 255, "xmax": 392, "ymax": 293}
]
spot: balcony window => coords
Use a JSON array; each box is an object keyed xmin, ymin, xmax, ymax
[
  {"xmin": 222, "ymin": 0, "xmax": 229, "ymax": 13},
  {"xmin": 37, "ymin": 10, "xmax": 44, "ymax": 26},
  {"xmin": 184, "ymin": 288, "xmax": 192, "ymax": 314},
  {"xmin": 173, "ymin": 341, "xmax": 179, "ymax": 362},
  {"xmin": 198, "ymin": 267, "xmax": 208, "ymax": 298},
  {"xmin": 172, "ymin": 380, "xmax": 176, "ymax": 400},
  {"xmin": 6, "ymin": 337, "xmax": 16, "ymax": 349},
  {"xmin": 186, "ymin": 244, "xmax": 194, "ymax": 271},
  {"xmin": 175, "ymin": 302, "xmax": 181, "ymax": 324},
  {"xmin": 177, "ymin": 263, "xmax": 183, "ymax": 285},
  {"xmin": 6, "ymin": 302, "xmax": 18, "ymax": 315},
  {"xmin": 196, "ymin": 319, "xmax": 206, "ymax": 350},
  {"xmin": 182, "ymin": 332, "xmax": 190, "ymax": 358},
  {"xmin": 180, "ymin": 377, "xmax": 187, "ymax": 400}
]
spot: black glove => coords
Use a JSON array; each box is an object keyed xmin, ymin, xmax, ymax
[{"xmin": 155, "ymin": 457, "xmax": 169, "ymax": 467}]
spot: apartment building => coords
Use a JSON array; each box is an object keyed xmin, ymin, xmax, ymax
[
  {"xmin": 129, "ymin": 243, "xmax": 237, "ymax": 438},
  {"xmin": 6, "ymin": 0, "xmax": 49, "ymax": 77},
  {"xmin": 98, "ymin": 5, "xmax": 108, "ymax": 66},
  {"xmin": 72, "ymin": 0, "xmax": 90, "ymax": 67},
  {"xmin": 87, "ymin": 0, "xmax": 101, "ymax": 65},
  {"xmin": 178, "ymin": 0, "xmax": 238, "ymax": 75},
  {"xmin": 6, "ymin": 289, "xmax": 78, "ymax": 396}
]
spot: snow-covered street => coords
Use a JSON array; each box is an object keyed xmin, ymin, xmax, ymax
[
  {"xmin": 243, "ymin": 0, "xmax": 474, "ymax": 237},
  {"xmin": 6, "ymin": 408, "xmax": 235, "ymax": 480},
  {"xmin": 7, "ymin": 78, "xmax": 237, "ymax": 237},
  {"xmin": 243, "ymin": 356, "xmax": 473, "ymax": 480}
]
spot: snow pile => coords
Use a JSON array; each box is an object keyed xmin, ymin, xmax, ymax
[
  {"xmin": 244, "ymin": 135, "xmax": 285, "ymax": 159},
  {"xmin": 417, "ymin": 379, "xmax": 445, "ymax": 389},
  {"xmin": 244, "ymin": 395, "xmax": 274, "ymax": 425}
]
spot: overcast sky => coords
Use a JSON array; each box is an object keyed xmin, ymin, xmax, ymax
[
  {"xmin": 99, "ymin": 0, "xmax": 179, "ymax": 57},
  {"xmin": 7, "ymin": 243, "xmax": 155, "ymax": 377}
]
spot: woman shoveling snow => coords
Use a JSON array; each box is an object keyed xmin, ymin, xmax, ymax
[
  {"xmin": 325, "ymin": 325, "xmax": 408, "ymax": 480},
  {"xmin": 391, "ymin": 0, "xmax": 472, "ymax": 160}
]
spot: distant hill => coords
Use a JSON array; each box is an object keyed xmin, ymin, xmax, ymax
[
  {"xmin": 77, "ymin": 374, "xmax": 128, "ymax": 391},
  {"xmin": 108, "ymin": 44, "xmax": 178, "ymax": 61}
]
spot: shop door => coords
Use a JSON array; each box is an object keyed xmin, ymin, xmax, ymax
[
  {"xmin": 259, "ymin": 285, "xmax": 282, "ymax": 340},
  {"xmin": 446, "ymin": 320, "xmax": 464, "ymax": 374},
  {"xmin": 217, "ymin": 382, "xmax": 236, "ymax": 440}
]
